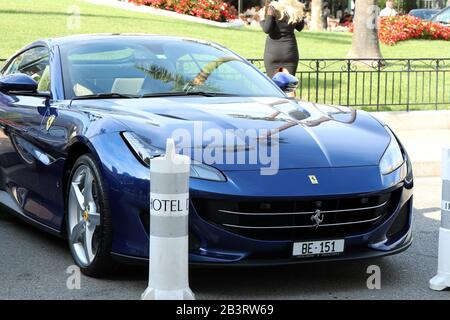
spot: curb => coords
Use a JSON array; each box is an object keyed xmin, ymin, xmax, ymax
[{"xmin": 414, "ymin": 161, "xmax": 441, "ymax": 178}]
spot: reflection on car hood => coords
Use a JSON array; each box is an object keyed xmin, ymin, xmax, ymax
[{"xmin": 72, "ymin": 96, "xmax": 390, "ymax": 171}]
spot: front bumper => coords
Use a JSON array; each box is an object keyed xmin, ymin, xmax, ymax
[
  {"xmin": 109, "ymin": 169, "xmax": 413, "ymax": 266},
  {"xmin": 185, "ymin": 186, "xmax": 413, "ymax": 266}
]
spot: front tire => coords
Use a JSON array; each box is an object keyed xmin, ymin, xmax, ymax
[{"xmin": 66, "ymin": 154, "xmax": 117, "ymax": 277}]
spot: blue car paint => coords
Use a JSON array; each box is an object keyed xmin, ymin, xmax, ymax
[
  {"xmin": 0, "ymin": 35, "xmax": 413, "ymax": 266},
  {"xmin": 74, "ymin": 97, "xmax": 391, "ymax": 170}
]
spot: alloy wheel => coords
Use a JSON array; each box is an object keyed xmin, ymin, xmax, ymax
[{"xmin": 67, "ymin": 164, "xmax": 101, "ymax": 267}]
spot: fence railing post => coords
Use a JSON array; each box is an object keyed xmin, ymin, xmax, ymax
[
  {"xmin": 315, "ymin": 60, "xmax": 320, "ymax": 103},
  {"xmin": 142, "ymin": 139, "xmax": 195, "ymax": 300},
  {"xmin": 435, "ymin": 59, "xmax": 440, "ymax": 111},
  {"xmin": 376, "ymin": 59, "xmax": 382, "ymax": 111},
  {"xmin": 406, "ymin": 59, "xmax": 411, "ymax": 112},
  {"xmin": 346, "ymin": 59, "xmax": 351, "ymax": 107}
]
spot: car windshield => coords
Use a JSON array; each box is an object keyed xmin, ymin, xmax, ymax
[
  {"xmin": 431, "ymin": 7, "xmax": 450, "ymax": 23},
  {"xmin": 60, "ymin": 37, "xmax": 284, "ymax": 100}
]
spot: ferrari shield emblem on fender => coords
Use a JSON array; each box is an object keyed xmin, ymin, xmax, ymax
[
  {"xmin": 308, "ymin": 175, "xmax": 319, "ymax": 185},
  {"xmin": 46, "ymin": 115, "xmax": 56, "ymax": 131}
]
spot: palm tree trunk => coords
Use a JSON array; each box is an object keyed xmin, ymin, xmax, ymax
[
  {"xmin": 309, "ymin": 0, "xmax": 324, "ymax": 31},
  {"xmin": 347, "ymin": 0, "xmax": 383, "ymax": 60}
]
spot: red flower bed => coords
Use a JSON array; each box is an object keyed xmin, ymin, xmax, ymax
[
  {"xmin": 348, "ymin": 15, "xmax": 450, "ymax": 45},
  {"xmin": 379, "ymin": 15, "xmax": 450, "ymax": 45},
  {"xmin": 128, "ymin": 0, "xmax": 236, "ymax": 22}
]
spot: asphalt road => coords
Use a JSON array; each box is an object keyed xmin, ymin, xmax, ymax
[{"xmin": 0, "ymin": 177, "xmax": 448, "ymax": 300}]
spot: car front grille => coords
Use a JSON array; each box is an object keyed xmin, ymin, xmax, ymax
[{"xmin": 192, "ymin": 188, "xmax": 402, "ymax": 241}]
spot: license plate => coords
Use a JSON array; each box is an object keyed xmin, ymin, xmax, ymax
[{"xmin": 293, "ymin": 239, "xmax": 345, "ymax": 257}]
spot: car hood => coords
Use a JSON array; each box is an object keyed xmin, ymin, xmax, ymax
[{"xmin": 73, "ymin": 96, "xmax": 390, "ymax": 171}]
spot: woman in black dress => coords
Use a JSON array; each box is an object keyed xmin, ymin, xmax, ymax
[{"xmin": 260, "ymin": 0, "xmax": 305, "ymax": 78}]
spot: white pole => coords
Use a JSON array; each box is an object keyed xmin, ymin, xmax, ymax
[
  {"xmin": 430, "ymin": 147, "xmax": 450, "ymax": 291},
  {"xmin": 142, "ymin": 139, "xmax": 195, "ymax": 300}
]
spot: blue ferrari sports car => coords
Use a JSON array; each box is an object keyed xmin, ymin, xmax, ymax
[{"xmin": 0, "ymin": 34, "xmax": 413, "ymax": 277}]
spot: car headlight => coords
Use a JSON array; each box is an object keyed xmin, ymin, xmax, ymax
[
  {"xmin": 122, "ymin": 132, "xmax": 163, "ymax": 166},
  {"xmin": 122, "ymin": 132, "xmax": 226, "ymax": 182},
  {"xmin": 380, "ymin": 127, "xmax": 404, "ymax": 175}
]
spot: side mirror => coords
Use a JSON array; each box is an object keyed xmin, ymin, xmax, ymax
[
  {"xmin": 272, "ymin": 72, "xmax": 299, "ymax": 94},
  {"xmin": 0, "ymin": 73, "xmax": 38, "ymax": 94}
]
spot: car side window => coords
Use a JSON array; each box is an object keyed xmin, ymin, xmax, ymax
[{"xmin": 4, "ymin": 46, "xmax": 51, "ymax": 92}]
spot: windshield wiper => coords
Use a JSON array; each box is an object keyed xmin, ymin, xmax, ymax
[
  {"xmin": 72, "ymin": 91, "xmax": 238, "ymax": 100},
  {"xmin": 72, "ymin": 93, "xmax": 139, "ymax": 100},
  {"xmin": 140, "ymin": 91, "xmax": 237, "ymax": 98}
]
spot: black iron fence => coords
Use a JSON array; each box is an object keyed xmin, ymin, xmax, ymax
[
  {"xmin": 248, "ymin": 58, "xmax": 450, "ymax": 112},
  {"xmin": 1, "ymin": 57, "xmax": 449, "ymax": 111}
]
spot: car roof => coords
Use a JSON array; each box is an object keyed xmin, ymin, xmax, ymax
[
  {"xmin": 410, "ymin": 8, "xmax": 439, "ymax": 12},
  {"xmin": 6, "ymin": 34, "xmax": 223, "ymax": 62},
  {"xmin": 35, "ymin": 34, "xmax": 212, "ymax": 48}
]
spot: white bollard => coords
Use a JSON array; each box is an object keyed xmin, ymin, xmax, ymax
[
  {"xmin": 142, "ymin": 139, "xmax": 195, "ymax": 300},
  {"xmin": 430, "ymin": 147, "xmax": 450, "ymax": 291}
]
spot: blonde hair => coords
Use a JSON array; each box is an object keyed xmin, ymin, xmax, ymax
[{"xmin": 270, "ymin": 0, "xmax": 305, "ymax": 24}]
